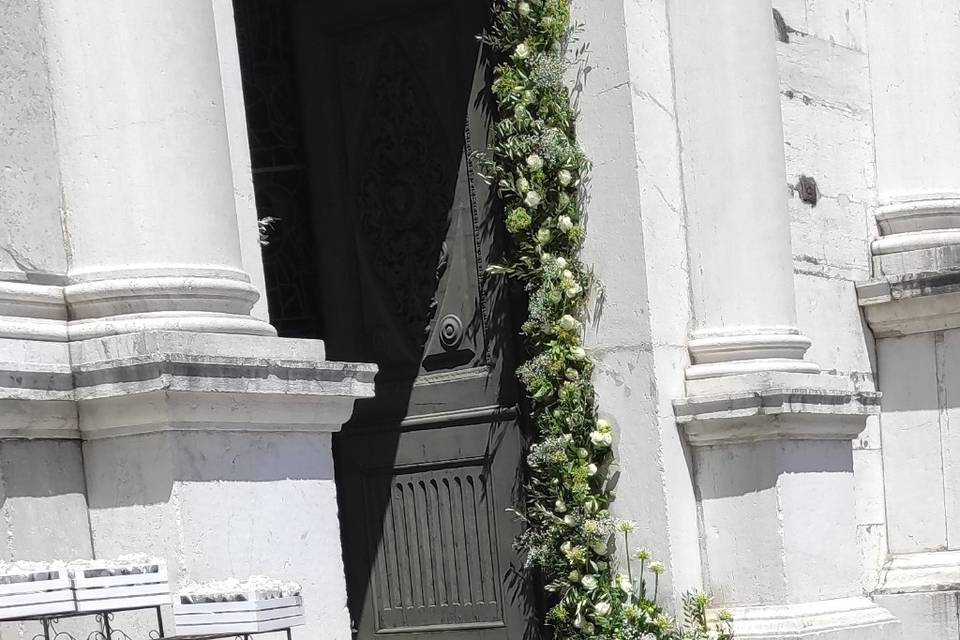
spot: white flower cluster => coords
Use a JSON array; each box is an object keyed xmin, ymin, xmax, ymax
[
  {"xmin": 178, "ymin": 576, "xmax": 302, "ymax": 604},
  {"xmin": 0, "ymin": 555, "xmax": 164, "ymax": 584}
]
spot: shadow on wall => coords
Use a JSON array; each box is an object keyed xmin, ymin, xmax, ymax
[
  {"xmin": 82, "ymin": 430, "xmax": 336, "ymax": 509},
  {"xmin": 694, "ymin": 435, "xmax": 855, "ymax": 500},
  {"xmin": 0, "ymin": 439, "xmax": 87, "ymax": 500}
]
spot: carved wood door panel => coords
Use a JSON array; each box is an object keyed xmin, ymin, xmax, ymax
[{"xmin": 284, "ymin": 2, "xmax": 535, "ymax": 639}]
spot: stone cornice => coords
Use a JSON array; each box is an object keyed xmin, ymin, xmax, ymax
[
  {"xmin": 857, "ymin": 269, "xmax": 960, "ymax": 337},
  {"xmin": 0, "ymin": 330, "xmax": 376, "ymax": 440},
  {"xmin": 675, "ymin": 372, "xmax": 879, "ymax": 445}
]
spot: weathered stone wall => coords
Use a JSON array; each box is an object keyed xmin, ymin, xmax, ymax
[{"xmin": 772, "ymin": 1, "xmax": 887, "ymax": 594}]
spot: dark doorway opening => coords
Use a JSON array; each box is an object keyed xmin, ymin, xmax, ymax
[{"xmin": 232, "ymin": 2, "xmax": 538, "ymax": 638}]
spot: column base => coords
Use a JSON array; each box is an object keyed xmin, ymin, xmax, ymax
[
  {"xmin": 721, "ymin": 597, "xmax": 900, "ymax": 639},
  {"xmin": 73, "ymin": 329, "xmax": 376, "ymax": 639},
  {"xmin": 873, "ymin": 548, "xmax": 960, "ymax": 637},
  {"xmin": 686, "ymin": 327, "xmax": 819, "ymax": 380}
]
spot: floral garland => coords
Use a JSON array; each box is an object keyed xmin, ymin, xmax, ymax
[{"xmin": 485, "ymin": 1, "xmax": 733, "ymax": 638}]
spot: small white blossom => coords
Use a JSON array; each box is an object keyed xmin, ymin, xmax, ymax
[
  {"xmin": 558, "ymin": 169, "xmax": 573, "ymax": 186},
  {"xmin": 516, "ymin": 176, "xmax": 530, "ymax": 193},
  {"xmin": 554, "ymin": 499, "xmax": 567, "ymax": 513},
  {"xmin": 536, "ymin": 227, "xmax": 550, "ymax": 244},
  {"xmin": 517, "ymin": 1, "xmax": 531, "ymax": 16},
  {"xmin": 526, "ymin": 154, "xmax": 544, "ymax": 171},
  {"xmin": 649, "ymin": 561, "xmax": 665, "ymax": 575},
  {"xmin": 555, "ymin": 256, "xmax": 567, "ymax": 269},
  {"xmin": 587, "ymin": 463, "xmax": 598, "ymax": 476},
  {"xmin": 596, "ymin": 418, "xmax": 612, "ymax": 432},
  {"xmin": 565, "ymin": 283, "xmax": 582, "ymax": 298},
  {"xmin": 615, "ymin": 573, "xmax": 633, "ymax": 593},
  {"xmin": 563, "ymin": 514, "xmax": 576, "ymax": 527},
  {"xmin": 515, "ymin": 42, "xmax": 530, "ymax": 59},
  {"xmin": 525, "ymin": 191, "xmax": 542, "ymax": 208},
  {"xmin": 593, "ymin": 601, "xmax": 611, "ymax": 618},
  {"xmin": 580, "ymin": 574, "xmax": 597, "ymax": 590},
  {"xmin": 557, "ymin": 215, "xmax": 573, "ymax": 232}
]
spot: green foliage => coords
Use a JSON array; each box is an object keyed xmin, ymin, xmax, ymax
[{"xmin": 485, "ymin": 1, "xmax": 734, "ymax": 638}]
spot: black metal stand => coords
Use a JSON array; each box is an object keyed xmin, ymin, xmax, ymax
[
  {"xmin": 2, "ymin": 604, "xmax": 164, "ymax": 640},
  {"xmin": 5, "ymin": 605, "xmax": 293, "ymax": 640}
]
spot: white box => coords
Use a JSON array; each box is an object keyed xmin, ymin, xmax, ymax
[
  {"xmin": 0, "ymin": 568, "xmax": 75, "ymax": 620},
  {"xmin": 174, "ymin": 595, "xmax": 304, "ymax": 635},
  {"xmin": 71, "ymin": 565, "xmax": 170, "ymax": 613}
]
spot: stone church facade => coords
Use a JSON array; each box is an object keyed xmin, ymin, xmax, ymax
[{"xmin": 0, "ymin": 0, "xmax": 957, "ymax": 639}]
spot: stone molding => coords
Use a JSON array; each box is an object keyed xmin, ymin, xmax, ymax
[
  {"xmin": 875, "ymin": 550, "xmax": 960, "ymax": 595},
  {"xmin": 675, "ymin": 372, "xmax": 879, "ymax": 445},
  {"xmin": 0, "ymin": 281, "xmax": 68, "ymax": 342},
  {"xmin": 858, "ymin": 195, "xmax": 960, "ymax": 337},
  {"xmin": 0, "ymin": 330, "xmax": 376, "ymax": 440},
  {"xmin": 719, "ymin": 596, "xmax": 900, "ymax": 639},
  {"xmin": 858, "ymin": 271, "xmax": 960, "ymax": 337},
  {"xmin": 686, "ymin": 327, "xmax": 819, "ymax": 380}
]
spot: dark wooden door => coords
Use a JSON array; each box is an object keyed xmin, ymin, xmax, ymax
[{"xmin": 237, "ymin": 2, "xmax": 535, "ymax": 638}]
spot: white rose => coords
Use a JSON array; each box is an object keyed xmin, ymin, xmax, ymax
[
  {"xmin": 563, "ymin": 514, "xmax": 576, "ymax": 527},
  {"xmin": 580, "ymin": 574, "xmax": 597, "ymax": 590},
  {"xmin": 565, "ymin": 283, "xmax": 582, "ymax": 298},
  {"xmin": 587, "ymin": 463, "xmax": 598, "ymax": 476},
  {"xmin": 557, "ymin": 215, "xmax": 573, "ymax": 232},
  {"xmin": 594, "ymin": 602, "xmax": 611, "ymax": 618},
  {"xmin": 558, "ymin": 169, "xmax": 572, "ymax": 186},
  {"xmin": 525, "ymin": 191, "xmax": 542, "ymax": 208},
  {"xmin": 517, "ymin": 1, "xmax": 531, "ymax": 16},
  {"xmin": 559, "ymin": 314, "xmax": 581, "ymax": 332},
  {"xmin": 536, "ymin": 227, "xmax": 551, "ymax": 244},
  {"xmin": 590, "ymin": 430, "xmax": 612, "ymax": 448},
  {"xmin": 554, "ymin": 499, "xmax": 567, "ymax": 513},
  {"xmin": 516, "ymin": 176, "xmax": 530, "ymax": 193},
  {"xmin": 515, "ymin": 42, "xmax": 530, "ymax": 59},
  {"xmin": 526, "ymin": 154, "xmax": 544, "ymax": 171},
  {"xmin": 616, "ymin": 573, "xmax": 633, "ymax": 593},
  {"xmin": 555, "ymin": 257, "xmax": 567, "ymax": 269},
  {"xmin": 570, "ymin": 346, "xmax": 586, "ymax": 360}
]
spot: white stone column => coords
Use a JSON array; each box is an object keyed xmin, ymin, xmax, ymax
[
  {"xmin": 670, "ymin": 0, "xmax": 818, "ymax": 382},
  {"xmin": 40, "ymin": 0, "xmax": 274, "ymax": 340},
  {"xmin": 670, "ymin": 2, "xmax": 899, "ymax": 637}
]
